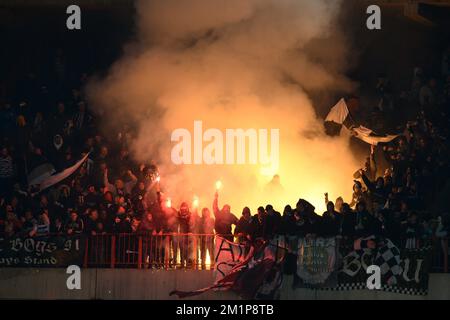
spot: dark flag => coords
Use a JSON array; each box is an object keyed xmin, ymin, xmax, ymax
[{"xmin": 169, "ymin": 240, "xmax": 286, "ymax": 299}]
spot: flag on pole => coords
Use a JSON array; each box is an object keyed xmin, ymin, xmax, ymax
[
  {"xmin": 29, "ymin": 153, "xmax": 90, "ymax": 192},
  {"xmin": 324, "ymin": 98, "xmax": 353, "ymax": 136},
  {"xmin": 27, "ymin": 163, "xmax": 56, "ymax": 187},
  {"xmin": 325, "ymin": 98, "xmax": 349, "ymax": 124},
  {"xmin": 351, "ymin": 125, "xmax": 399, "ymax": 145}
]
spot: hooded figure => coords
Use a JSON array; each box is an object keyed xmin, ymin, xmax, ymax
[
  {"xmin": 53, "ymin": 134, "xmax": 63, "ymax": 150},
  {"xmin": 177, "ymin": 202, "xmax": 191, "ymax": 233},
  {"xmin": 294, "ymin": 199, "xmax": 322, "ymax": 236},
  {"xmin": 212, "ymin": 192, "xmax": 238, "ymax": 241}
]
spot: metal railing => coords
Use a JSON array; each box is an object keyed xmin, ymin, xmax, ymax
[
  {"xmin": 84, "ymin": 233, "xmax": 217, "ymax": 270},
  {"xmin": 82, "ymin": 233, "xmax": 449, "ymax": 272},
  {"xmin": 0, "ymin": 232, "xmax": 448, "ymax": 272}
]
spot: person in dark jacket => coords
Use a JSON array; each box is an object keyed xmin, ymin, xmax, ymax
[
  {"xmin": 361, "ymin": 172, "xmax": 389, "ymax": 212},
  {"xmin": 50, "ymin": 216, "xmax": 64, "ymax": 235},
  {"xmin": 294, "ymin": 199, "xmax": 322, "ymax": 237},
  {"xmin": 235, "ymin": 207, "xmax": 253, "ymax": 243},
  {"xmin": 84, "ymin": 209, "xmax": 100, "ymax": 235},
  {"xmin": 65, "ymin": 211, "xmax": 84, "ymax": 235},
  {"xmin": 84, "ymin": 185, "xmax": 100, "ymax": 209},
  {"xmin": 212, "ymin": 192, "xmax": 238, "ymax": 241},
  {"xmin": 176, "ymin": 202, "xmax": 191, "ymax": 267},
  {"xmin": 280, "ymin": 205, "xmax": 296, "ymax": 236},
  {"xmin": 112, "ymin": 206, "xmax": 132, "ymax": 233},
  {"xmin": 340, "ymin": 203, "xmax": 357, "ymax": 242},
  {"xmin": 131, "ymin": 180, "xmax": 147, "ymax": 216},
  {"xmin": 252, "ymin": 206, "xmax": 267, "ymax": 239},
  {"xmin": 138, "ymin": 210, "xmax": 157, "ymax": 268},
  {"xmin": 264, "ymin": 204, "xmax": 282, "ymax": 239},
  {"xmin": 402, "ymin": 212, "xmax": 424, "ymax": 248},
  {"xmin": 382, "ymin": 208, "xmax": 406, "ymax": 247},
  {"xmin": 138, "ymin": 210, "xmax": 156, "ymax": 234},
  {"xmin": 199, "ymin": 208, "xmax": 215, "ymax": 269},
  {"xmin": 321, "ymin": 201, "xmax": 340, "ymax": 237},
  {"xmin": 354, "ymin": 201, "xmax": 382, "ymax": 237}
]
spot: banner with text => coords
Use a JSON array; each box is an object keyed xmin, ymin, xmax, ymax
[
  {"xmin": 0, "ymin": 235, "xmax": 85, "ymax": 267},
  {"xmin": 214, "ymin": 236, "xmax": 248, "ymax": 282},
  {"xmin": 331, "ymin": 238, "xmax": 432, "ymax": 295}
]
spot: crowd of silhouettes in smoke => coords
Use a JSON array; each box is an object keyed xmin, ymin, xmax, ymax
[{"xmin": 0, "ymin": 44, "xmax": 450, "ymax": 270}]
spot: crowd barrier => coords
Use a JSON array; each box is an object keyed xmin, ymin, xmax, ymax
[
  {"xmin": 0, "ymin": 233, "xmax": 448, "ymax": 272},
  {"xmin": 85, "ymin": 233, "xmax": 217, "ymax": 269}
]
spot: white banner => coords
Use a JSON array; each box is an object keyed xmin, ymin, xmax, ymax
[{"xmin": 31, "ymin": 153, "xmax": 90, "ymax": 192}]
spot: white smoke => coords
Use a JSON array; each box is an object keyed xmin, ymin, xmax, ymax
[{"xmin": 87, "ymin": 0, "xmax": 360, "ymax": 214}]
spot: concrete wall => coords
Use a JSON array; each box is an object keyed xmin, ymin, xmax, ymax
[{"xmin": 0, "ymin": 268, "xmax": 449, "ymax": 300}]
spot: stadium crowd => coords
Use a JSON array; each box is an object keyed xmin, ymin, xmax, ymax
[{"xmin": 1, "ymin": 44, "xmax": 450, "ymax": 270}]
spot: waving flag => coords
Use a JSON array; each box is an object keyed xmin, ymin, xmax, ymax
[
  {"xmin": 169, "ymin": 238, "xmax": 286, "ymax": 299},
  {"xmin": 29, "ymin": 153, "xmax": 90, "ymax": 192},
  {"xmin": 325, "ymin": 98, "xmax": 349, "ymax": 124},
  {"xmin": 324, "ymin": 98, "xmax": 353, "ymax": 136},
  {"xmin": 351, "ymin": 125, "xmax": 400, "ymax": 146}
]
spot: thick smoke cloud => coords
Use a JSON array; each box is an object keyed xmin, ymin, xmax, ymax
[{"xmin": 87, "ymin": 0, "xmax": 360, "ymax": 213}]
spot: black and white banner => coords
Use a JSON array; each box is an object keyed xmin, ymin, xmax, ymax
[
  {"xmin": 290, "ymin": 237, "xmax": 432, "ymax": 295},
  {"xmin": 0, "ymin": 235, "xmax": 85, "ymax": 267},
  {"xmin": 331, "ymin": 239, "xmax": 431, "ymax": 295},
  {"xmin": 294, "ymin": 237, "xmax": 338, "ymax": 288}
]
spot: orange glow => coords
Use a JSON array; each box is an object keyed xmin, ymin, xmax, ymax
[
  {"xmin": 192, "ymin": 195, "xmax": 199, "ymax": 208},
  {"xmin": 205, "ymin": 251, "xmax": 211, "ymax": 269},
  {"xmin": 215, "ymin": 180, "xmax": 222, "ymax": 191}
]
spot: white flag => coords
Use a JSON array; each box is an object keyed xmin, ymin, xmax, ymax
[
  {"xmin": 28, "ymin": 163, "xmax": 56, "ymax": 186},
  {"xmin": 31, "ymin": 153, "xmax": 90, "ymax": 192},
  {"xmin": 352, "ymin": 126, "xmax": 399, "ymax": 145},
  {"xmin": 325, "ymin": 98, "xmax": 349, "ymax": 124}
]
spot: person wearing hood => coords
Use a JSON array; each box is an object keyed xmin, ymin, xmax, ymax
[
  {"xmin": 354, "ymin": 201, "xmax": 382, "ymax": 238},
  {"xmin": 340, "ymin": 203, "xmax": 357, "ymax": 241},
  {"xmin": 361, "ymin": 170, "xmax": 389, "ymax": 213},
  {"xmin": 350, "ymin": 177, "xmax": 373, "ymax": 211},
  {"xmin": 49, "ymin": 134, "xmax": 65, "ymax": 170},
  {"xmin": 252, "ymin": 206, "xmax": 267, "ymax": 240},
  {"xmin": 264, "ymin": 204, "xmax": 282, "ymax": 240},
  {"xmin": 279, "ymin": 205, "xmax": 296, "ymax": 236},
  {"xmin": 212, "ymin": 191, "xmax": 238, "ymax": 241},
  {"xmin": 234, "ymin": 206, "xmax": 253, "ymax": 243},
  {"xmin": 321, "ymin": 201, "xmax": 341, "ymax": 237},
  {"xmin": 176, "ymin": 202, "xmax": 191, "ymax": 268},
  {"xmin": 294, "ymin": 199, "xmax": 322, "ymax": 237}
]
